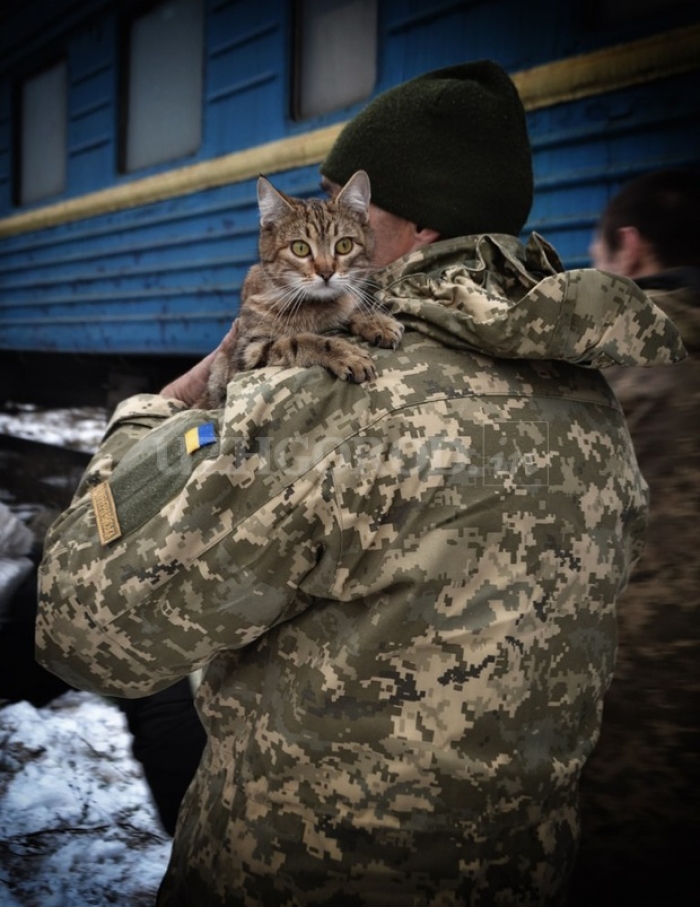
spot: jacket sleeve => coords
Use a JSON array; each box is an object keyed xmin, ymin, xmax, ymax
[{"xmin": 35, "ymin": 383, "xmax": 339, "ymax": 698}]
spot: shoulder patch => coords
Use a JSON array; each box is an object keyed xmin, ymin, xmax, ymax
[
  {"xmin": 184, "ymin": 422, "xmax": 217, "ymax": 454},
  {"xmin": 89, "ymin": 481, "xmax": 122, "ymax": 546}
]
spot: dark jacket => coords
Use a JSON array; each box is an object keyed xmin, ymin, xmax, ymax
[{"xmin": 573, "ymin": 267, "xmax": 700, "ymax": 906}]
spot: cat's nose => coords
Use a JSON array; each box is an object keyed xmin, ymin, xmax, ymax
[{"xmin": 318, "ymin": 267, "xmax": 334, "ymax": 282}]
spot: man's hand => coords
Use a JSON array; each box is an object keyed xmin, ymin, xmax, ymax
[{"xmin": 160, "ymin": 322, "xmax": 238, "ymax": 406}]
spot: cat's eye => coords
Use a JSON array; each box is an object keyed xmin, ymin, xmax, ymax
[
  {"xmin": 335, "ymin": 237, "xmax": 354, "ymax": 255},
  {"xmin": 291, "ymin": 240, "xmax": 311, "ymax": 257}
]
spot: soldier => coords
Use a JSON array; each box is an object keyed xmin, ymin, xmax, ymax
[
  {"xmin": 35, "ymin": 63, "xmax": 686, "ymax": 906},
  {"xmin": 571, "ymin": 170, "xmax": 700, "ymax": 906}
]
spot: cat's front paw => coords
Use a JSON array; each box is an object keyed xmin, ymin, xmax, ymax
[
  {"xmin": 349, "ymin": 313, "xmax": 404, "ymax": 349},
  {"xmin": 329, "ymin": 346, "xmax": 377, "ymax": 383}
]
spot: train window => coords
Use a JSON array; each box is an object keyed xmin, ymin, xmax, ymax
[
  {"xmin": 122, "ymin": 0, "xmax": 203, "ymax": 172},
  {"xmin": 17, "ymin": 60, "xmax": 67, "ymax": 205},
  {"xmin": 292, "ymin": 0, "xmax": 377, "ymax": 120}
]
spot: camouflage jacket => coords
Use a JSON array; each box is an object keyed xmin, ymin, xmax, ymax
[
  {"xmin": 571, "ymin": 269, "xmax": 700, "ymax": 904},
  {"xmin": 36, "ymin": 234, "xmax": 685, "ymax": 906}
]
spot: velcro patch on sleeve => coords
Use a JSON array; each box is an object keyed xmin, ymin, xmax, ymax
[
  {"xmin": 184, "ymin": 422, "xmax": 217, "ymax": 455},
  {"xmin": 89, "ymin": 481, "xmax": 123, "ymax": 546}
]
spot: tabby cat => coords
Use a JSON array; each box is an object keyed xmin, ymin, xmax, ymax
[{"xmin": 198, "ymin": 170, "xmax": 403, "ymax": 408}]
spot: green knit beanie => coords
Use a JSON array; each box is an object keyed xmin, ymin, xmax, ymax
[{"xmin": 321, "ymin": 61, "xmax": 533, "ymax": 239}]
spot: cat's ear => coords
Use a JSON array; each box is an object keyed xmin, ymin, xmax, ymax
[
  {"xmin": 257, "ymin": 176, "xmax": 294, "ymax": 227},
  {"xmin": 336, "ymin": 170, "xmax": 371, "ymax": 222}
]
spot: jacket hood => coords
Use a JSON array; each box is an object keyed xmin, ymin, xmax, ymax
[{"xmin": 374, "ymin": 233, "xmax": 687, "ymax": 368}]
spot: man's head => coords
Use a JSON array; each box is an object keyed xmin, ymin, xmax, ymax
[
  {"xmin": 320, "ymin": 60, "xmax": 533, "ymax": 246},
  {"xmin": 590, "ymin": 169, "xmax": 700, "ymax": 278}
]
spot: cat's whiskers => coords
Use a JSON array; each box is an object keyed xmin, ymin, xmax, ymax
[
  {"xmin": 263, "ymin": 284, "xmax": 306, "ymax": 317},
  {"xmin": 257, "ymin": 285, "xmax": 315, "ymax": 341},
  {"xmin": 344, "ymin": 281, "xmax": 384, "ymax": 318}
]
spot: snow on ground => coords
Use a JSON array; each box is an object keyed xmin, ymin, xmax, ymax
[
  {"xmin": 1, "ymin": 405, "xmax": 171, "ymax": 905},
  {"xmin": 0, "ymin": 403, "xmax": 108, "ymax": 454},
  {"xmin": 0, "ymin": 691, "xmax": 172, "ymax": 906}
]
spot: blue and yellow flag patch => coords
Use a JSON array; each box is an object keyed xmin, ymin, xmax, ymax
[{"xmin": 184, "ymin": 422, "xmax": 217, "ymax": 455}]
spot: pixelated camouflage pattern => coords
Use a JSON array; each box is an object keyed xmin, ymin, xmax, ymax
[
  {"xmin": 36, "ymin": 234, "xmax": 685, "ymax": 906},
  {"xmin": 570, "ymin": 271, "xmax": 700, "ymax": 906},
  {"xmin": 376, "ymin": 234, "xmax": 685, "ymax": 369}
]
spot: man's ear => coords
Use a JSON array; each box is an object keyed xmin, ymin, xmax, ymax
[{"xmin": 412, "ymin": 226, "xmax": 441, "ymax": 249}]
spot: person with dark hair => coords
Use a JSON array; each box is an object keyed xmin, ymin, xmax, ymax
[
  {"xmin": 571, "ymin": 169, "xmax": 700, "ymax": 906},
  {"xmin": 35, "ymin": 65, "xmax": 685, "ymax": 906},
  {"xmin": 590, "ymin": 167, "xmax": 700, "ymax": 275}
]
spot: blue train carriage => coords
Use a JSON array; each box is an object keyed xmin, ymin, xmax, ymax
[{"xmin": 0, "ymin": 0, "xmax": 699, "ymax": 405}]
